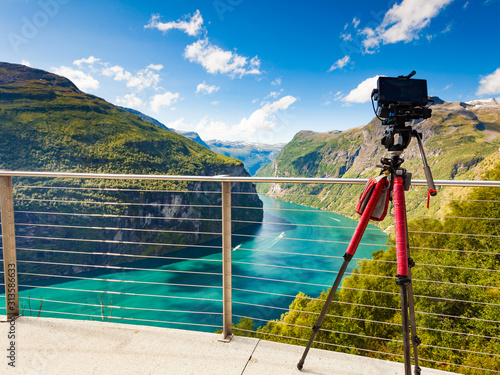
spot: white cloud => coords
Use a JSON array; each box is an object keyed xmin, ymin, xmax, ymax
[
  {"xmin": 115, "ymin": 94, "xmax": 144, "ymax": 109},
  {"xmin": 334, "ymin": 91, "xmax": 344, "ymax": 101},
  {"xmin": 147, "ymin": 10, "xmax": 259, "ymax": 79},
  {"xmin": 360, "ymin": 0, "xmax": 454, "ymax": 53},
  {"xmin": 271, "ymin": 78, "xmax": 282, "ymax": 86},
  {"xmin": 196, "ymin": 81, "xmax": 220, "ymax": 95},
  {"xmin": 102, "ymin": 65, "xmax": 132, "ymax": 81},
  {"xmin": 127, "ymin": 66, "xmax": 162, "ymax": 91},
  {"xmin": 442, "ymin": 23, "xmax": 452, "ymax": 34},
  {"xmin": 150, "ymin": 92, "xmax": 180, "ymax": 113},
  {"xmin": 322, "ymin": 91, "xmax": 344, "ymax": 105},
  {"xmin": 195, "ymin": 117, "xmax": 230, "ymax": 137},
  {"xmin": 184, "ymin": 38, "xmax": 261, "ymax": 78},
  {"xmin": 147, "ymin": 64, "xmax": 164, "ymax": 71},
  {"xmin": 476, "ymin": 68, "xmax": 500, "ymax": 96},
  {"xmin": 342, "ymin": 75, "xmax": 380, "ymax": 104},
  {"xmin": 101, "ymin": 64, "xmax": 163, "ymax": 92},
  {"xmin": 340, "ymin": 32, "xmax": 353, "ymax": 41},
  {"xmin": 264, "ymin": 89, "xmax": 284, "ymax": 100},
  {"xmin": 353, "ymin": 17, "xmax": 360, "ymax": 28},
  {"xmin": 51, "ymin": 66, "xmax": 100, "ymax": 91},
  {"xmin": 145, "ymin": 10, "xmax": 203, "ymax": 36},
  {"xmin": 169, "ymin": 96, "xmax": 297, "ymax": 141},
  {"xmin": 211, "ymin": 101, "xmax": 220, "ymax": 106},
  {"xmin": 164, "ymin": 117, "xmax": 193, "ymax": 130},
  {"xmin": 232, "ymin": 95, "xmax": 297, "ymax": 138},
  {"xmin": 328, "ymin": 55, "xmax": 351, "ymax": 72},
  {"xmin": 166, "ymin": 117, "xmax": 230, "ymax": 140},
  {"xmin": 74, "ymin": 56, "xmax": 100, "ymax": 67},
  {"xmin": 20, "ymin": 59, "xmax": 31, "ymax": 67}
]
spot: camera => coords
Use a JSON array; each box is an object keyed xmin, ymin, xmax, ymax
[{"xmin": 372, "ymin": 71, "xmax": 432, "ymax": 124}]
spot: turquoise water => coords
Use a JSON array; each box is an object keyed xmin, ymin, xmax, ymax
[{"xmin": 1, "ymin": 195, "xmax": 388, "ymax": 332}]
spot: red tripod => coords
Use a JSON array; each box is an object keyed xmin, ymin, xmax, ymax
[{"xmin": 297, "ymin": 129, "xmax": 436, "ymax": 375}]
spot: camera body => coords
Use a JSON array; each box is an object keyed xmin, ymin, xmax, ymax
[{"xmin": 373, "ymin": 74, "xmax": 432, "ymax": 124}]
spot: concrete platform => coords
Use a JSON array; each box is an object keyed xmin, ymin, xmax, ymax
[{"xmin": 0, "ymin": 316, "xmax": 457, "ymax": 375}]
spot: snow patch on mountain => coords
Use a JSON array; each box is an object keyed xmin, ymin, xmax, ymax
[{"xmin": 463, "ymin": 98, "xmax": 499, "ymax": 109}]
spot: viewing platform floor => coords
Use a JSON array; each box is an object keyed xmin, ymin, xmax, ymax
[{"xmin": 1, "ymin": 316, "xmax": 457, "ymax": 375}]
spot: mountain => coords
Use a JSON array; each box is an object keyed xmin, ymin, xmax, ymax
[
  {"xmin": 0, "ymin": 62, "xmax": 263, "ymax": 279},
  {"xmin": 0, "ymin": 61, "xmax": 244, "ymax": 176},
  {"xmin": 206, "ymin": 140, "xmax": 285, "ymax": 175},
  {"xmin": 256, "ymin": 97, "xmax": 500, "ymax": 223},
  {"xmin": 121, "ymin": 106, "xmax": 210, "ymax": 149}
]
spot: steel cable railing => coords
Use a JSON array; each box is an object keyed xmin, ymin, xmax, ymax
[
  {"xmin": 1, "ymin": 171, "xmax": 499, "ymax": 375},
  {"xmin": 2, "ymin": 176, "xmax": 229, "ymax": 333},
  {"xmin": 231, "ymin": 289, "xmax": 500, "ymax": 340},
  {"xmin": 230, "ymin": 182, "xmax": 500, "ymax": 374}
]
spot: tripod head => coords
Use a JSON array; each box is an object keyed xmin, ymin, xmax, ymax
[
  {"xmin": 371, "ymin": 71, "xmax": 433, "ymax": 153},
  {"xmin": 370, "ymin": 71, "xmax": 437, "ymax": 199}
]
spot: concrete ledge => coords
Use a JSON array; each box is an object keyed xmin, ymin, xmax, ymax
[{"xmin": 1, "ymin": 316, "xmax": 457, "ymax": 375}]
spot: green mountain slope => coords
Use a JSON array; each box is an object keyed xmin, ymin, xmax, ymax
[
  {"xmin": 0, "ymin": 62, "xmax": 232, "ymax": 175},
  {"xmin": 0, "ymin": 62, "xmax": 263, "ymax": 279},
  {"xmin": 256, "ymin": 98, "xmax": 500, "ymax": 224}
]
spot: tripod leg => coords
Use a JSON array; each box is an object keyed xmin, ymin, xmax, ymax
[
  {"xmin": 399, "ymin": 284, "xmax": 412, "ymax": 375},
  {"xmin": 297, "ymin": 177, "xmax": 388, "ymax": 370},
  {"xmin": 406, "ymin": 221, "xmax": 421, "ymax": 374},
  {"xmin": 406, "ymin": 271, "xmax": 421, "ymax": 375},
  {"xmin": 393, "ymin": 176, "xmax": 414, "ymax": 375},
  {"xmin": 297, "ymin": 253, "xmax": 352, "ymax": 370}
]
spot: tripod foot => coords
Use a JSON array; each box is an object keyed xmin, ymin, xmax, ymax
[{"xmin": 297, "ymin": 360, "xmax": 304, "ymax": 371}]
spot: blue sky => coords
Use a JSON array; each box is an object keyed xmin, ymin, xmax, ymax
[{"xmin": 1, "ymin": 0, "xmax": 500, "ymax": 144}]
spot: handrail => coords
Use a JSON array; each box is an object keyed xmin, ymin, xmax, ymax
[{"xmin": 1, "ymin": 170, "xmax": 499, "ymax": 187}]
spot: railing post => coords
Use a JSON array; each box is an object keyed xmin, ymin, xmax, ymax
[
  {"xmin": 220, "ymin": 181, "xmax": 233, "ymax": 341},
  {"xmin": 0, "ymin": 176, "xmax": 19, "ymax": 319}
]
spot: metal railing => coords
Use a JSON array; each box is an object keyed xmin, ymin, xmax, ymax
[{"xmin": 0, "ymin": 170, "xmax": 499, "ymax": 374}]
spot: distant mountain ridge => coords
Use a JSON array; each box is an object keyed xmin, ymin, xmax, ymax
[{"xmin": 207, "ymin": 140, "xmax": 285, "ymax": 175}]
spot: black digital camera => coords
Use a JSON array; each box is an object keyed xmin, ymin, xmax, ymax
[{"xmin": 372, "ymin": 71, "xmax": 432, "ymax": 124}]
